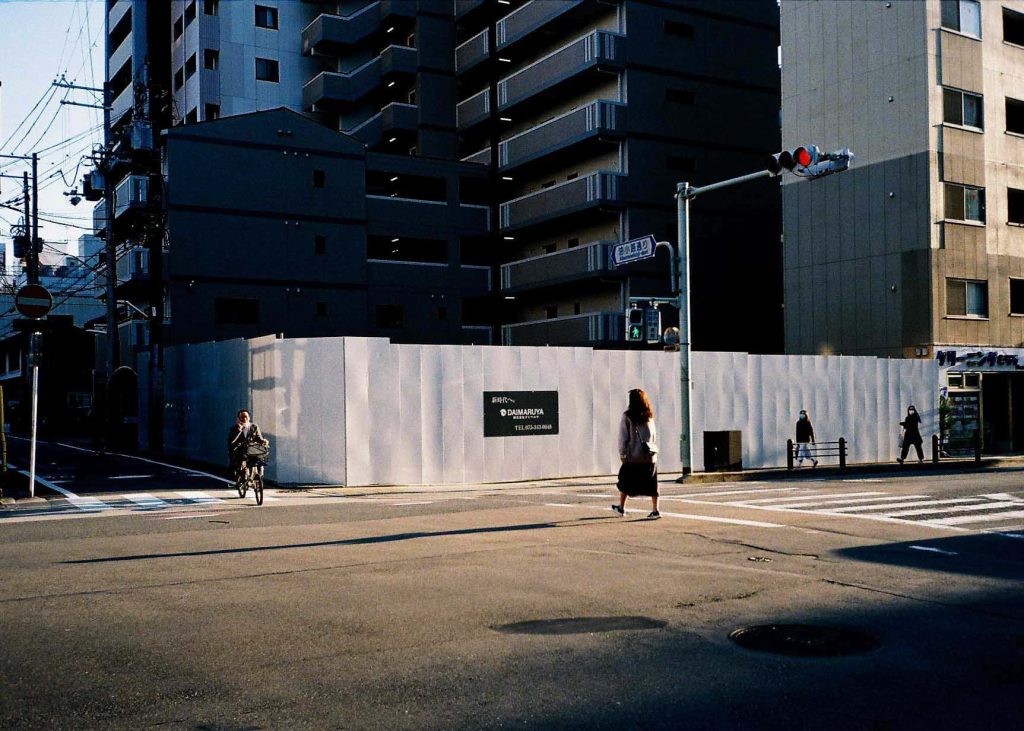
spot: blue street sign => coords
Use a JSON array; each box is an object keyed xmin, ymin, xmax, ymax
[{"xmin": 612, "ymin": 235, "xmax": 657, "ymax": 267}]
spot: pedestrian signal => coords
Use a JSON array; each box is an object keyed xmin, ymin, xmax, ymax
[{"xmin": 626, "ymin": 307, "xmax": 644, "ymax": 341}]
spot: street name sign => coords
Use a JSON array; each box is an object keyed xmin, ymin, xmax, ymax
[
  {"xmin": 611, "ymin": 235, "xmax": 656, "ymax": 267},
  {"xmin": 15, "ymin": 284, "xmax": 53, "ymax": 319}
]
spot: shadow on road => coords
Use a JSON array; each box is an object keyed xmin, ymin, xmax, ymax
[{"xmin": 834, "ymin": 534, "xmax": 1024, "ymax": 582}]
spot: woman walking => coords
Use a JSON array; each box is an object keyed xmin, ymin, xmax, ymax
[
  {"xmin": 898, "ymin": 404, "xmax": 924, "ymax": 464},
  {"xmin": 613, "ymin": 388, "xmax": 660, "ymax": 519}
]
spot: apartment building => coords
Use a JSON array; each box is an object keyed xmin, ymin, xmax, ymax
[
  {"xmin": 780, "ymin": 0, "xmax": 1024, "ymax": 452},
  {"xmin": 453, "ymin": 0, "xmax": 782, "ymax": 350}
]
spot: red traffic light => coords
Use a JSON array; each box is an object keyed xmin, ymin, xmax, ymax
[
  {"xmin": 766, "ymin": 145, "xmax": 820, "ymax": 174},
  {"xmin": 793, "ymin": 146, "xmax": 812, "ymax": 167}
]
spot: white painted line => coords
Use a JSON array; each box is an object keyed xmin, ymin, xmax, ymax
[
  {"xmin": 995, "ymin": 532, "xmax": 1024, "ymax": 539},
  {"xmin": 841, "ymin": 478, "xmax": 885, "ymax": 483},
  {"xmin": 885, "ymin": 500, "xmax": 1015, "ymax": 517},
  {"xmin": 176, "ymin": 491, "xmax": 223, "ymax": 505},
  {"xmin": 981, "ymin": 493, "xmax": 1024, "ymax": 502},
  {"xmin": 392, "ymin": 501, "xmax": 437, "ymax": 506},
  {"xmin": 636, "ymin": 509, "xmax": 784, "ymax": 528},
  {"xmin": 160, "ymin": 512, "xmax": 223, "ymax": 520},
  {"xmin": 110, "ymin": 475, "xmax": 155, "ymax": 480},
  {"xmin": 908, "ymin": 545, "xmax": 958, "ymax": 556},
  {"xmin": 16, "ymin": 470, "xmax": 109, "ymax": 511},
  {"xmin": 736, "ymin": 491, "xmax": 887, "ymax": 504},
  {"xmin": 825, "ymin": 498, "xmax": 989, "ymax": 514},
  {"xmin": 751, "ymin": 495, "xmax": 927, "ymax": 509},
  {"xmin": 672, "ymin": 487, "xmax": 806, "ymax": 498},
  {"xmin": 123, "ymin": 493, "xmax": 171, "ymax": 511},
  {"xmin": 930, "ymin": 509, "xmax": 1024, "ymax": 526}
]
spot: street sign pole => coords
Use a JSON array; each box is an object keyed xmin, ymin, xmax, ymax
[
  {"xmin": 14, "ymin": 286, "xmax": 52, "ymax": 499},
  {"xmin": 676, "ymin": 186, "xmax": 693, "ymax": 477},
  {"xmin": 28, "ymin": 333, "xmax": 39, "ymax": 499}
]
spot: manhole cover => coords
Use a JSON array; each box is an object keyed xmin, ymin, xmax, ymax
[
  {"xmin": 729, "ymin": 624, "xmax": 880, "ymax": 657},
  {"xmin": 493, "ymin": 616, "xmax": 667, "ymax": 635}
]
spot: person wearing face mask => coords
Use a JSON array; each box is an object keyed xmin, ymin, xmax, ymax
[
  {"xmin": 898, "ymin": 404, "xmax": 923, "ymax": 464},
  {"xmin": 794, "ymin": 409, "xmax": 818, "ymax": 467}
]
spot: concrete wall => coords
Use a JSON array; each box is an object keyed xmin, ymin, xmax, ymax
[{"xmin": 147, "ymin": 337, "xmax": 939, "ymax": 486}]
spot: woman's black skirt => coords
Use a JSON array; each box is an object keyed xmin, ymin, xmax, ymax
[{"xmin": 617, "ymin": 462, "xmax": 658, "ymax": 497}]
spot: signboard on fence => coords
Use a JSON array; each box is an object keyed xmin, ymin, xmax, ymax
[{"xmin": 483, "ymin": 391, "xmax": 559, "ymax": 437}]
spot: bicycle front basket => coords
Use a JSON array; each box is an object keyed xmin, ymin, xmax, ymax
[{"xmin": 246, "ymin": 442, "xmax": 270, "ymax": 458}]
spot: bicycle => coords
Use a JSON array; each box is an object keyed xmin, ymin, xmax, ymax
[{"xmin": 235, "ymin": 442, "xmax": 270, "ymax": 505}]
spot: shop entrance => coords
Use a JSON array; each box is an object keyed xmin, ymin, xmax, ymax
[{"xmin": 981, "ymin": 372, "xmax": 1024, "ymax": 453}]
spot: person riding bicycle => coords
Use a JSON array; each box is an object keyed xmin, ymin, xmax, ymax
[{"xmin": 228, "ymin": 409, "xmax": 268, "ymax": 478}]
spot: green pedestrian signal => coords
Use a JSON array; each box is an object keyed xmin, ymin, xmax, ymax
[{"xmin": 626, "ymin": 307, "xmax": 644, "ymax": 341}]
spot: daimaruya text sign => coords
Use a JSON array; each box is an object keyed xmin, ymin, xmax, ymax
[{"xmin": 483, "ymin": 391, "xmax": 559, "ymax": 437}]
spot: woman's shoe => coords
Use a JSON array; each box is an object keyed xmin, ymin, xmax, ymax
[
  {"xmin": 611, "ymin": 505, "xmax": 625, "ymax": 516},
  {"xmin": 647, "ymin": 510, "xmax": 661, "ymax": 519}
]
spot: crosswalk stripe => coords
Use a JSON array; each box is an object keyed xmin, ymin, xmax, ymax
[
  {"xmin": 123, "ymin": 493, "xmax": 171, "ymax": 510},
  {"xmin": 822, "ymin": 498, "xmax": 989, "ymax": 514},
  {"xmin": 66, "ymin": 495, "xmax": 109, "ymax": 512},
  {"xmin": 754, "ymin": 495, "xmax": 930, "ymax": 509},
  {"xmin": 673, "ymin": 487, "xmax": 807, "ymax": 498},
  {"xmin": 175, "ymin": 491, "xmax": 223, "ymax": 504},
  {"xmin": 885, "ymin": 500, "xmax": 1013, "ymax": 517},
  {"xmin": 737, "ymin": 491, "xmax": 886, "ymax": 504},
  {"xmin": 930, "ymin": 509, "xmax": 1024, "ymax": 526}
]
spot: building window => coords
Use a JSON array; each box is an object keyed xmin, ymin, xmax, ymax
[
  {"xmin": 255, "ymin": 5, "xmax": 279, "ymax": 30},
  {"xmin": 1004, "ymin": 7, "xmax": 1024, "ymax": 46},
  {"xmin": 1009, "ymin": 187, "xmax": 1024, "ymax": 224},
  {"xmin": 316, "ymin": 302, "xmax": 328, "ymax": 317},
  {"xmin": 944, "ymin": 182, "xmax": 985, "ymax": 222},
  {"xmin": 185, "ymin": 53, "xmax": 197, "ymax": 79},
  {"xmin": 573, "ymin": 302, "xmax": 582, "ymax": 315},
  {"xmin": 545, "ymin": 305, "xmax": 558, "ymax": 319},
  {"xmin": 1010, "ymin": 278, "xmax": 1024, "ymax": 314},
  {"xmin": 376, "ymin": 304, "xmax": 404, "ymax": 329},
  {"xmin": 185, "ymin": 107, "xmax": 198, "ymax": 125},
  {"xmin": 543, "ymin": 243, "xmax": 557, "ymax": 254},
  {"xmin": 665, "ymin": 88, "xmax": 696, "ymax": 105},
  {"xmin": 313, "ymin": 169, "xmax": 325, "ymax": 188},
  {"xmin": 946, "ymin": 278, "xmax": 988, "ymax": 318},
  {"xmin": 184, "ymin": 0, "xmax": 196, "ymax": 26},
  {"xmin": 664, "ymin": 20, "xmax": 694, "ymax": 38},
  {"xmin": 314, "ymin": 235, "xmax": 326, "ymax": 255},
  {"xmin": 1007, "ymin": 97, "xmax": 1024, "ymax": 134},
  {"xmin": 667, "ymin": 154, "xmax": 697, "ymax": 172},
  {"xmin": 174, "ymin": 67, "xmax": 184, "ymax": 91},
  {"xmin": 204, "ymin": 0, "xmax": 218, "ymax": 15},
  {"xmin": 204, "ymin": 49, "xmax": 219, "ymax": 70},
  {"xmin": 173, "ymin": 15, "xmax": 184, "ymax": 40},
  {"xmin": 942, "ymin": 88, "xmax": 982, "ymax": 128},
  {"xmin": 567, "ymin": 237, "xmax": 579, "ymax": 248},
  {"xmin": 255, "ymin": 58, "xmax": 279, "ymax": 82},
  {"xmin": 205, "ymin": 103, "xmax": 220, "ymax": 121},
  {"xmin": 215, "ymin": 297, "xmax": 260, "ymax": 324},
  {"xmin": 941, "ymin": 0, "xmax": 981, "ymax": 38}
]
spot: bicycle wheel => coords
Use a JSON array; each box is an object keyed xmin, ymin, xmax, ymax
[
  {"xmin": 236, "ymin": 471, "xmax": 248, "ymax": 498},
  {"xmin": 254, "ymin": 472, "xmax": 264, "ymax": 506}
]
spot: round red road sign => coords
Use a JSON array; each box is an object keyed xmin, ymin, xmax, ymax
[{"xmin": 15, "ymin": 284, "xmax": 53, "ymax": 319}]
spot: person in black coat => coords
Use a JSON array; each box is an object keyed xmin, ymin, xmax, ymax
[
  {"xmin": 898, "ymin": 404, "xmax": 923, "ymax": 464},
  {"xmin": 795, "ymin": 409, "xmax": 817, "ymax": 467}
]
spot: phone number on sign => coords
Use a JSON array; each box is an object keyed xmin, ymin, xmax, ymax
[{"xmin": 514, "ymin": 424, "xmax": 554, "ymax": 432}]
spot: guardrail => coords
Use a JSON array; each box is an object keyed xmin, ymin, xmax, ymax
[
  {"xmin": 786, "ymin": 438, "xmax": 847, "ymax": 470},
  {"xmin": 932, "ymin": 433, "xmax": 981, "ymax": 463}
]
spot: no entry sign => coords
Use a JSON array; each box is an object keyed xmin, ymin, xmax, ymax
[{"xmin": 15, "ymin": 284, "xmax": 53, "ymax": 319}]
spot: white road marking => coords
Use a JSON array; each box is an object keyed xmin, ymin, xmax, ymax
[
  {"xmin": 391, "ymin": 501, "xmax": 437, "ymax": 506},
  {"xmin": 884, "ymin": 500, "xmax": 1016, "ymax": 517},
  {"xmin": 929, "ymin": 509, "xmax": 1024, "ymax": 526},
  {"xmin": 823, "ymin": 498, "xmax": 989, "ymax": 514},
  {"xmin": 672, "ymin": 487, "xmax": 807, "ymax": 498},
  {"xmin": 160, "ymin": 512, "xmax": 224, "ymax": 520},
  {"xmin": 176, "ymin": 491, "xmax": 223, "ymax": 504},
  {"xmin": 555, "ymin": 503, "xmax": 784, "ymax": 528},
  {"xmin": 123, "ymin": 493, "xmax": 171, "ymax": 511},
  {"xmin": 736, "ymin": 491, "xmax": 887, "ymax": 504},
  {"xmin": 17, "ymin": 470, "xmax": 110, "ymax": 512},
  {"xmin": 110, "ymin": 475, "xmax": 155, "ymax": 480},
  {"xmin": 908, "ymin": 545, "xmax": 958, "ymax": 556},
  {"xmin": 749, "ymin": 495, "xmax": 928, "ymax": 509}
]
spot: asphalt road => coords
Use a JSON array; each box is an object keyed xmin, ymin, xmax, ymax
[{"xmin": 2, "ymin": 440, "xmax": 1023, "ymax": 729}]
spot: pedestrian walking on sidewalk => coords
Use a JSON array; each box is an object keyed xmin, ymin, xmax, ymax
[
  {"xmin": 795, "ymin": 409, "xmax": 818, "ymax": 467},
  {"xmin": 898, "ymin": 404, "xmax": 924, "ymax": 464},
  {"xmin": 613, "ymin": 388, "xmax": 660, "ymax": 519}
]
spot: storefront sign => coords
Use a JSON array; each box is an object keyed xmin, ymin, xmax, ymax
[
  {"xmin": 483, "ymin": 391, "xmax": 559, "ymax": 437},
  {"xmin": 936, "ymin": 350, "xmax": 1024, "ymax": 370}
]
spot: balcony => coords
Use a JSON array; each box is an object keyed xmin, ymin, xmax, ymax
[
  {"xmin": 348, "ymin": 102, "xmax": 418, "ymax": 147},
  {"xmin": 500, "ymin": 240, "xmax": 616, "ymax": 292},
  {"xmin": 93, "ymin": 198, "xmax": 108, "ymax": 237},
  {"xmin": 303, "ymin": 45, "xmax": 416, "ymax": 110},
  {"xmin": 497, "ymin": 30, "xmax": 623, "ymax": 112},
  {"xmin": 461, "ymin": 146, "xmax": 490, "ymax": 166},
  {"xmin": 498, "ymin": 100, "xmax": 625, "ymax": 170},
  {"xmin": 500, "ymin": 171, "xmax": 625, "ymax": 231},
  {"xmin": 107, "ymin": 0, "xmax": 130, "ymax": 29},
  {"xmin": 302, "ymin": 1, "xmax": 415, "ymax": 56},
  {"xmin": 455, "ymin": 28, "xmax": 489, "ymax": 73},
  {"xmin": 496, "ymin": 0, "xmax": 585, "ymax": 50},
  {"xmin": 367, "ymin": 197, "xmax": 490, "ymax": 235},
  {"xmin": 456, "ymin": 88, "xmax": 490, "ymax": 130},
  {"xmin": 114, "ymin": 175, "xmax": 148, "ymax": 219},
  {"xmin": 502, "ymin": 312, "xmax": 624, "ymax": 346},
  {"xmin": 110, "ymin": 84, "xmax": 133, "ymax": 126}
]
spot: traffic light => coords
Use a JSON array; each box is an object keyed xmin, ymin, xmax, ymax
[
  {"xmin": 766, "ymin": 145, "xmax": 820, "ymax": 175},
  {"xmin": 626, "ymin": 307, "xmax": 644, "ymax": 341},
  {"xmin": 799, "ymin": 147, "xmax": 855, "ymax": 179},
  {"xmin": 645, "ymin": 307, "xmax": 662, "ymax": 344}
]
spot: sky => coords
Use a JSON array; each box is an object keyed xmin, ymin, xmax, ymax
[{"xmin": 0, "ymin": 0, "xmax": 105, "ymax": 270}]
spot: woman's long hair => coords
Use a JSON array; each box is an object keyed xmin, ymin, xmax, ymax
[{"xmin": 627, "ymin": 389, "xmax": 654, "ymax": 424}]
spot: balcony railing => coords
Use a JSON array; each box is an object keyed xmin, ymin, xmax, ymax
[
  {"xmin": 500, "ymin": 240, "xmax": 615, "ymax": 292},
  {"xmin": 456, "ymin": 88, "xmax": 490, "ymax": 130},
  {"xmin": 455, "ymin": 28, "xmax": 489, "ymax": 73},
  {"xmin": 461, "ymin": 147, "xmax": 490, "ymax": 166},
  {"xmin": 498, "ymin": 100, "xmax": 625, "ymax": 170},
  {"xmin": 114, "ymin": 175, "xmax": 148, "ymax": 218},
  {"xmin": 500, "ymin": 171, "xmax": 625, "ymax": 231},
  {"xmin": 497, "ymin": 30, "xmax": 623, "ymax": 111},
  {"xmin": 303, "ymin": 45, "xmax": 416, "ymax": 109},
  {"xmin": 302, "ymin": 1, "xmax": 415, "ymax": 55},
  {"xmin": 367, "ymin": 197, "xmax": 490, "ymax": 234},
  {"xmin": 93, "ymin": 198, "xmax": 108, "ymax": 237},
  {"xmin": 347, "ymin": 102, "xmax": 418, "ymax": 147},
  {"xmin": 110, "ymin": 84, "xmax": 133, "ymax": 125},
  {"xmin": 496, "ymin": 0, "xmax": 585, "ymax": 50},
  {"xmin": 108, "ymin": 0, "xmax": 130, "ymax": 29},
  {"xmin": 502, "ymin": 312, "xmax": 624, "ymax": 346}
]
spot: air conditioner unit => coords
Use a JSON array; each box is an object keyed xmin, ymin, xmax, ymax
[{"xmin": 130, "ymin": 121, "xmax": 154, "ymax": 151}]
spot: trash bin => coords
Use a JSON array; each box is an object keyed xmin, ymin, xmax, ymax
[{"xmin": 704, "ymin": 430, "xmax": 742, "ymax": 471}]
